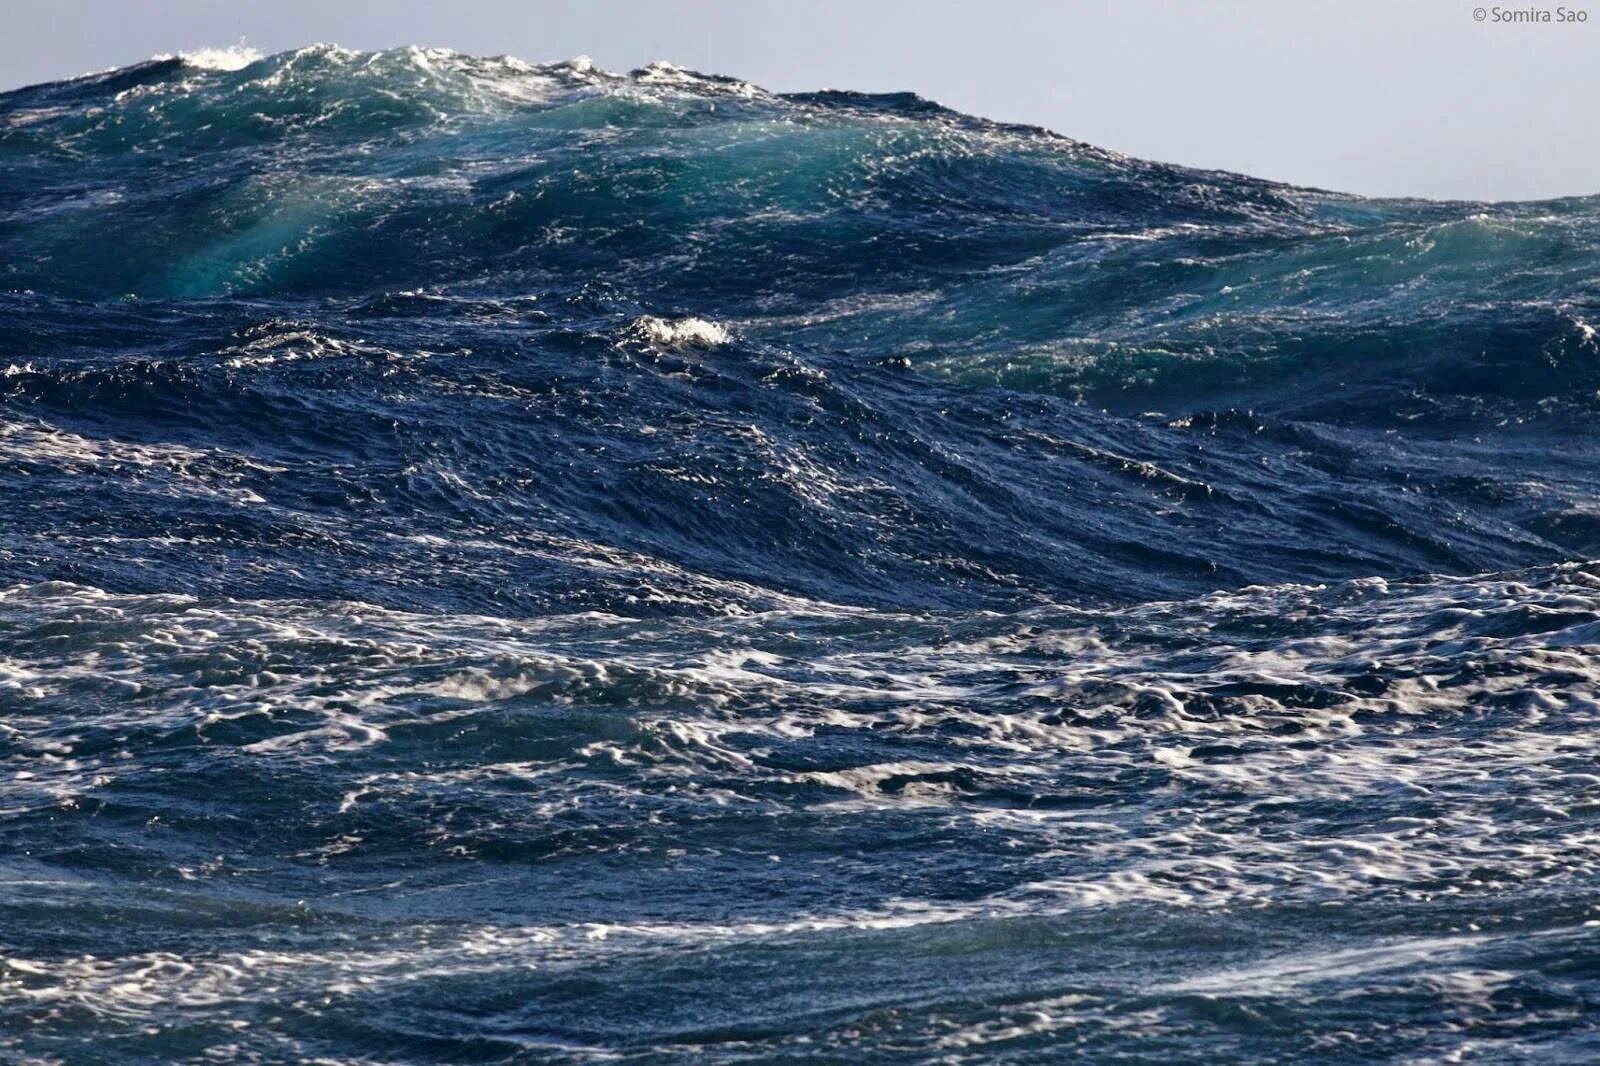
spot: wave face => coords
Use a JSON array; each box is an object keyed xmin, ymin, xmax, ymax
[{"xmin": 4, "ymin": 46, "xmax": 1600, "ymax": 1061}]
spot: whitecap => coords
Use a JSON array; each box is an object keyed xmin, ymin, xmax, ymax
[
  {"xmin": 173, "ymin": 45, "xmax": 263, "ymax": 72},
  {"xmin": 628, "ymin": 315, "xmax": 730, "ymax": 348}
]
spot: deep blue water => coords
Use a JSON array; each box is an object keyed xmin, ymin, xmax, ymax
[{"xmin": 4, "ymin": 45, "xmax": 1600, "ymax": 1062}]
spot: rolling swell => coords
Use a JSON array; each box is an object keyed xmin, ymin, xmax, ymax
[{"xmin": 3, "ymin": 45, "xmax": 1600, "ymax": 1062}]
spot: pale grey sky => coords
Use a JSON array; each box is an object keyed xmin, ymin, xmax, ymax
[{"xmin": 2, "ymin": 0, "xmax": 1595, "ymax": 202}]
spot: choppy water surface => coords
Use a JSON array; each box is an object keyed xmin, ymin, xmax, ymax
[{"xmin": 3, "ymin": 45, "xmax": 1600, "ymax": 1062}]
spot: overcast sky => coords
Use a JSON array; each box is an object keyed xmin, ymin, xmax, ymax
[{"xmin": 2, "ymin": 0, "xmax": 1595, "ymax": 202}]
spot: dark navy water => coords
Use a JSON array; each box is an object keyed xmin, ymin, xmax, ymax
[{"xmin": 4, "ymin": 45, "xmax": 1600, "ymax": 1062}]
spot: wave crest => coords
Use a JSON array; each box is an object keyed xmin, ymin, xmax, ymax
[{"xmin": 173, "ymin": 44, "xmax": 263, "ymax": 71}]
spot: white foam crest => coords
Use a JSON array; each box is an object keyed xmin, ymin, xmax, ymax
[
  {"xmin": 634, "ymin": 61, "xmax": 761, "ymax": 98},
  {"xmin": 628, "ymin": 315, "xmax": 731, "ymax": 348},
  {"xmin": 174, "ymin": 45, "xmax": 263, "ymax": 72}
]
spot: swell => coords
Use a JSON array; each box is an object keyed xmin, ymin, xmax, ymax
[
  {"xmin": 3, "ymin": 307, "xmax": 1594, "ymax": 614},
  {"xmin": 4, "ymin": 49, "xmax": 1600, "ymax": 615},
  {"xmin": 4, "ymin": 47, "xmax": 1598, "ymax": 417}
]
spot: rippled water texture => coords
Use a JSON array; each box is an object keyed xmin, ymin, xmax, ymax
[{"xmin": 4, "ymin": 45, "xmax": 1600, "ymax": 1062}]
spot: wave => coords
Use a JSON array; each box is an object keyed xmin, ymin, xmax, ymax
[
  {"xmin": 1, "ymin": 46, "xmax": 1596, "ymax": 611},
  {"xmin": 3, "ymin": 47, "xmax": 1596, "ymax": 418}
]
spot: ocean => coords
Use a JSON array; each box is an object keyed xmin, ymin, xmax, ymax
[{"xmin": 3, "ymin": 44, "xmax": 1600, "ymax": 1062}]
